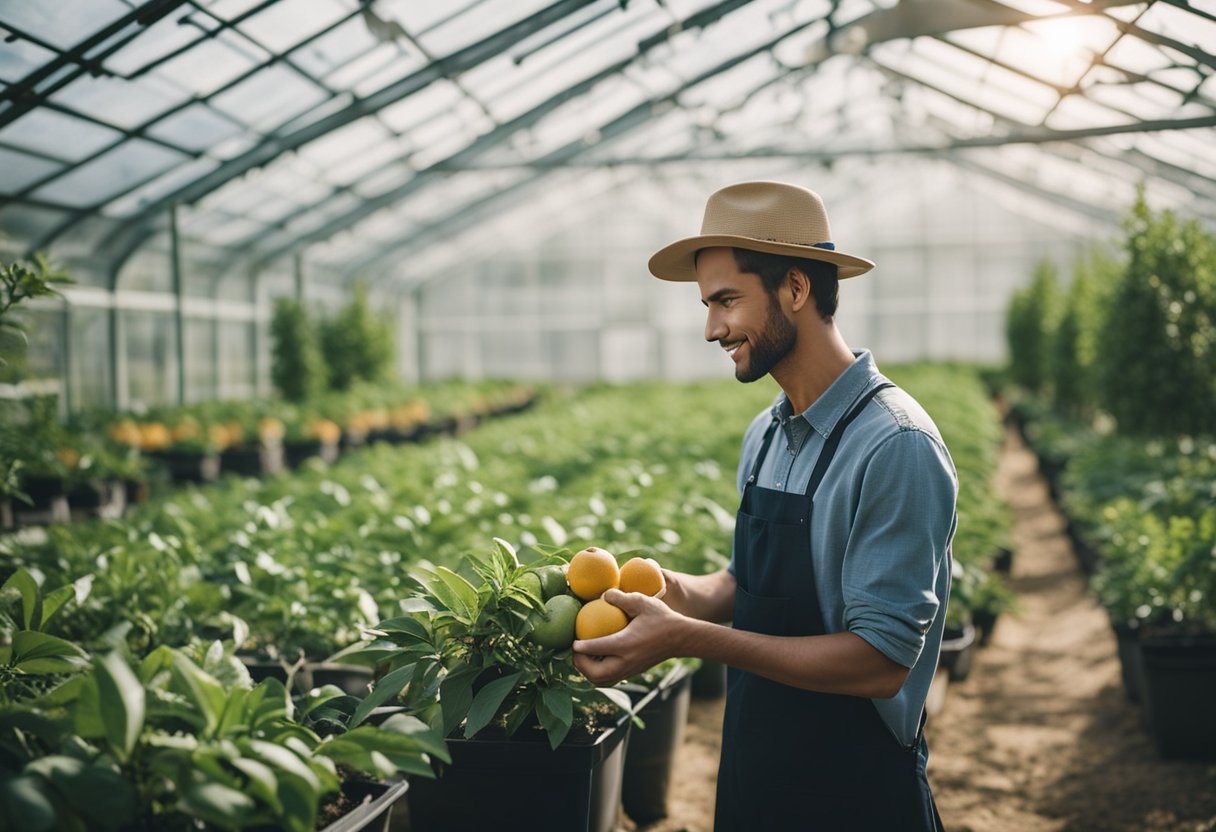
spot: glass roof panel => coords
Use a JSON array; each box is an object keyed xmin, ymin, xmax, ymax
[
  {"xmin": 32, "ymin": 139, "xmax": 188, "ymax": 208},
  {"xmin": 0, "ymin": 0, "xmax": 130, "ymax": 51},
  {"xmin": 297, "ymin": 117, "xmax": 391, "ymax": 168},
  {"xmin": 290, "ymin": 13, "xmax": 379, "ymax": 79},
  {"xmin": 154, "ymin": 30, "xmax": 269, "ymax": 97},
  {"xmin": 0, "ymin": 36, "xmax": 55, "ymax": 84},
  {"xmin": 237, "ymin": 0, "xmax": 353, "ymax": 54},
  {"xmin": 0, "ymin": 108, "xmax": 123, "ymax": 162},
  {"xmin": 146, "ymin": 103, "xmax": 244, "ymax": 152},
  {"xmin": 103, "ymin": 9, "xmax": 215, "ymax": 77},
  {"xmin": 378, "ymin": 80, "xmax": 465, "ymax": 133},
  {"xmin": 209, "ymin": 64, "xmax": 330, "ymax": 131},
  {"xmin": 52, "ymin": 72, "xmax": 192, "ymax": 131},
  {"xmin": 325, "ymin": 139, "xmax": 408, "ymax": 187},
  {"xmin": 321, "ymin": 41, "xmax": 407, "ymax": 90},
  {"xmin": 351, "ymin": 165, "xmax": 414, "ymax": 198},
  {"xmin": 0, "ymin": 146, "xmax": 63, "ymax": 193},
  {"xmin": 1046, "ymin": 91, "xmax": 1134, "ymax": 130},
  {"xmin": 105, "ymin": 157, "xmax": 224, "ymax": 218},
  {"xmin": 1140, "ymin": 1, "xmax": 1216, "ymax": 46},
  {"xmin": 416, "ymin": 0, "xmax": 552, "ymax": 56}
]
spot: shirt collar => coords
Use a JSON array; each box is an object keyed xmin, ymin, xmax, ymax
[{"xmin": 768, "ymin": 350, "xmax": 882, "ymax": 439}]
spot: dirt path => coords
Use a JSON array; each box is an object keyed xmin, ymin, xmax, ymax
[{"xmin": 621, "ymin": 425, "xmax": 1216, "ymax": 832}]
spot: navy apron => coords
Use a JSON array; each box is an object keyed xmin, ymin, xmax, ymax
[{"xmin": 714, "ymin": 383, "xmax": 944, "ymax": 831}]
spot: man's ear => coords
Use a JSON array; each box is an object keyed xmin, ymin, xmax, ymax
[{"xmin": 786, "ymin": 267, "xmax": 811, "ymax": 313}]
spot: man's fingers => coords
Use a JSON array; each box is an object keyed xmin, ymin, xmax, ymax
[
  {"xmin": 601, "ymin": 587, "xmax": 650, "ymax": 614},
  {"xmin": 571, "ymin": 631, "xmax": 625, "ymax": 655},
  {"xmin": 573, "ymin": 652, "xmax": 627, "ymax": 685}
]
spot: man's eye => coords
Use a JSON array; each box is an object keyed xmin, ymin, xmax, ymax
[{"xmin": 721, "ymin": 297, "xmax": 735, "ymax": 307}]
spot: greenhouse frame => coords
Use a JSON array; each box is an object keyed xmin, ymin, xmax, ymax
[{"xmin": 1, "ymin": 0, "xmax": 1214, "ymax": 410}]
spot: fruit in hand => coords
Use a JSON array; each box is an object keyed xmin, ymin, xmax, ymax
[
  {"xmin": 529, "ymin": 595, "xmax": 582, "ymax": 649},
  {"xmin": 566, "ymin": 547, "xmax": 620, "ymax": 600},
  {"xmin": 619, "ymin": 557, "xmax": 666, "ymax": 598},
  {"xmin": 575, "ymin": 598, "xmax": 629, "ymax": 640}
]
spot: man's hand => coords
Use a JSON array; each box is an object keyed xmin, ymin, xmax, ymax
[{"xmin": 572, "ymin": 588, "xmax": 688, "ymax": 686}]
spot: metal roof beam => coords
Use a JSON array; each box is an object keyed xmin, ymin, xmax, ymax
[
  {"xmin": 96, "ymin": 0, "xmax": 600, "ymax": 265},
  {"xmin": 244, "ymin": 0, "xmax": 756, "ymax": 270},
  {"xmin": 0, "ymin": 0, "xmax": 188, "ymax": 126}
]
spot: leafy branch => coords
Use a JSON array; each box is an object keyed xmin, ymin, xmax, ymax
[{"xmin": 0, "ymin": 253, "xmax": 71, "ymax": 369}]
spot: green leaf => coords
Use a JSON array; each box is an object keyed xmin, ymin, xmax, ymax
[
  {"xmin": 439, "ymin": 664, "xmax": 480, "ymax": 736},
  {"xmin": 536, "ymin": 695, "xmax": 573, "ymax": 750},
  {"xmin": 71, "ymin": 675, "xmax": 104, "ymax": 739},
  {"xmin": 2, "ymin": 569, "xmax": 42, "ymax": 630},
  {"xmin": 94, "ymin": 652, "xmax": 145, "ymax": 760},
  {"xmin": 380, "ymin": 712, "xmax": 451, "ymax": 763},
  {"xmin": 349, "ymin": 664, "xmax": 414, "ymax": 728},
  {"xmin": 40, "ymin": 575, "xmax": 93, "ymax": 629},
  {"xmin": 10, "ymin": 630, "xmax": 88, "ymax": 675},
  {"xmin": 433, "ymin": 567, "xmax": 479, "ymax": 621},
  {"xmin": 180, "ymin": 782, "xmax": 258, "ymax": 827},
  {"xmin": 247, "ymin": 739, "xmax": 323, "ymax": 795},
  {"xmin": 25, "ymin": 754, "xmax": 135, "ymax": 830},
  {"xmin": 463, "ymin": 671, "xmax": 522, "ymax": 739},
  {"xmin": 169, "ymin": 654, "xmax": 228, "ymax": 735},
  {"xmin": 367, "ymin": 616, "xmax": 431, "ymax": 645},
  {"xmin": 595, "ymin": 686, "xmax": 633, "ymax": 715},
  {"xmin": 541, "ymin": 687, "xmax": 573, "ymax": 730},
  {"xmin": 215, "ymin": 684, "xmax": 250, "ymax": 738},
  {"xmin": 230, "ymin": 757, "xmax": 282, "ymax": 815},
  {"xmin": 0, "ymin": 774, "xmax": 56, "ymax": 832}
]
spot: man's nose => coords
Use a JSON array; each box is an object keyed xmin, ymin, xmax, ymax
[{"xmin": 704, "ymin": 309, "xmax": 725, "ymax": 343}]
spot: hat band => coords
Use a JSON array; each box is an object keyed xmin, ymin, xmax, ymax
[{"xmin": 814, "ymin": 242, "xmax": 835, "ymax": 250}]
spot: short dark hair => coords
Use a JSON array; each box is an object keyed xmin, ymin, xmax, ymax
[{"xmin": 731, "ymin": 248, "xmax": 839, "ymax": 320}]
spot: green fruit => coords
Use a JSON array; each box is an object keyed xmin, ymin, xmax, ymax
[
  {"xmin": 517, "ymin": 571, "xmax": 543, "ymax": 599},
  {"xmin": 528, "ymin": 595, "xmax": 582, "ymax": 650},
  {"xmin": 535, "ymin": 565, "xmax": 568, "ymax": 600}
]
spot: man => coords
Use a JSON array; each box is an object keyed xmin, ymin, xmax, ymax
[{"xmin": 572, "ymin": 181, "xmax": 955, "ymax": 830}]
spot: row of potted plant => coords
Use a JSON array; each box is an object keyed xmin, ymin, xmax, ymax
[
  {"xmin": 0, "ymin": 379, "xmax": 538, "ymax": 526},
  {"xmin": 0, "ymin": 567, "xmax": 450, "ymax": 831},
  {"xmin": 1009, "ymin": 404, "xmax": 1216, "ymax": 760}
]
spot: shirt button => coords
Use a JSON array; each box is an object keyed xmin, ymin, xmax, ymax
[{"xmin": 776, "ymin": 482, "xmax": 782, "ymax": 488}]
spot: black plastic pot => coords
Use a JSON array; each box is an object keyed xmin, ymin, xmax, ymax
[
  {"xmin": 283, "ymin": 440, "xmax": 339, "ymax": 468},
  {"xmin": 691, "ymin": 659, "xmax": 727, "ymax": 699},
  {"xmin": 220, "ymin": 444, "xmax": 264, "ymax": 477},
  {"xmin": 148, "ymin": 450, "xmax": 220, "ymax": 483},
  {"xmin": 321, "ymin": 779, "xmax": 408, "ymax": 832},
  {"xmin": 405, "ymin": 710, "xmax": 631, "ymax": 832},
  {"xmin": 939, "ymin": 622, "xmax": 977, "ymax": 682},
  {"xmin": 65, "ymin": 479, "xmax": 109, "ymax": 510},
  {"xmin": 621, "ymin": 665, "xmax": 693, "ymax": 825},
  {"xmin": 1137, "ymin": 633, "xmax": 1216, "ymax": 760},
  {"xmin": 17, "ymin": 474, "xmax": 65, "ymax": 510},
  {"xmin": 972, "ymin": 607, "xmax": 999, "ymax": 647},
  {"xmin": 1111, "ymin": 620, "xmax": 1142, "ymax": 703}
]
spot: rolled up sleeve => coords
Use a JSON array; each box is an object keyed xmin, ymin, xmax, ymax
[{"xmin": 842, "ymin": 428, "xmax": 957, "ymax": 668}]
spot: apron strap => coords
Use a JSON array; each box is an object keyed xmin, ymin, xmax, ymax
[
  {"xmin": 803, "ymin": 382, "xmax": 895, "ymax": 498},
  {"xmin": 746, "ymin": 418, "xmax": 781, "ymax": 485}
]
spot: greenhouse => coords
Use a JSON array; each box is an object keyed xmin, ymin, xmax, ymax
[{"xmin": 1, "ymin": 0, "xmax": 1214, "ymax": 829}]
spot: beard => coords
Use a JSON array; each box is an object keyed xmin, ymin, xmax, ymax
[{"xmin": 737, "ymin": 295, "xmax": 796, "ymax": 383}]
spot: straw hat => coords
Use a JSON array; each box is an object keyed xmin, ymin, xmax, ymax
[{"xmin": 648, "ymin": 181, "xmax": 874, "ymax": 281}]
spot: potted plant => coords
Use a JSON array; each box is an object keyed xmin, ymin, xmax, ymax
[
  {"xmin": 0, "ymin": 569, "xmax": 449, "ymax": 831},
  {"xmin": 618, "ymin": 657, "xmax": 696, "ymax": 825},
  {"xmin": 345, "ymin": 540, "xmax": 633, "ymax": 832}
]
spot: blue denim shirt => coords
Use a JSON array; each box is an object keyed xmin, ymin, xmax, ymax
[{"xmin": 728, "ymin": 350, "xmax": 957, "ymax": 747}]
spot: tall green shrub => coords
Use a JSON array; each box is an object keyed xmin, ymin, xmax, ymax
[
  {"xmin": 1095, "ymin": 192, "xmax": 1216, "ymax": 436},
  {"xmin": 1048, "ymin": 246, "xmax": 1119, "ymax": 415},
  {"xmin": 270, "ymin": 297, "xmax": 328, "ymax": 402},
  {"xmin": 321, "ymin": 283, "xmax": 395, "ymax": 391},
  {"xmin": 1006, "ymin": 259, "xmax": 1060, "ymax": 393}
]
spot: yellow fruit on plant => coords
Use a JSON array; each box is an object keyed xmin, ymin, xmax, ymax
[
  {"xmin": 619, "ymin": 557, "xmax": 666, "ymax": 598},
  {"xmin": 529, "ymin": 595, "xmax": 582, "ymax": 649},
  {"xmin": 566, "ymin": 547, "xmax": 619, "ymax": 601},
  {"xmin": 575, "ymin": 598, "xmax": 628, "ymax": 640}
]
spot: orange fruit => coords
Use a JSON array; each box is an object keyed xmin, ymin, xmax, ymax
[
  {"xmin": 566, "ymin": 547, "xmax": 619, "ymax": 600},
  {"xmin": 575, "ymin": 598, "xmax": 628, "ymax": 640},
  {"xmin": 619, "ymin": 557, "xmax": 665, "ymax": 598}
]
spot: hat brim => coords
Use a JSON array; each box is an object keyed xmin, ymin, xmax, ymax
[{"xmin": 648, "ymin": 234, "xmax": 875, "ymax": 282}]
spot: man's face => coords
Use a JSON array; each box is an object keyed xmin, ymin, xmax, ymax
[{"xmin": 696, "ymin": 247, "xmax": 796, "ymax": 383}]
